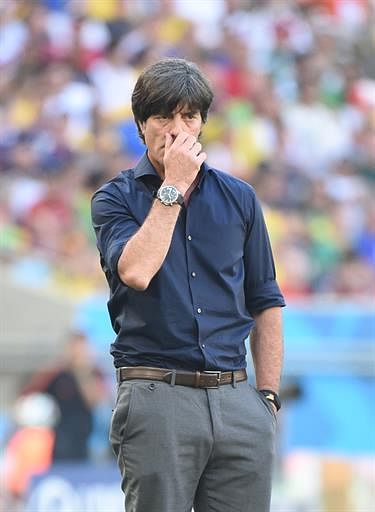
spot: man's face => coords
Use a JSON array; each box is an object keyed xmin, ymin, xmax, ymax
[{"xmin": 140, "ymin": 105, "xmax": 203, "ymax": 176}]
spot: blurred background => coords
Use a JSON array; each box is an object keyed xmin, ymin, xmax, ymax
[{"xmin": 0, "ymin": 0, "xmax": 374, "ymax": 511}]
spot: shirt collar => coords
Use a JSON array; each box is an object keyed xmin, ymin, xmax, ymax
[
  {"xmin": 133, "ymin": 151, "xmax": 210, "ymax": 188},
  {"xmin": 133, "ymin": 152, "xmax": 160, "ymax": 180}
]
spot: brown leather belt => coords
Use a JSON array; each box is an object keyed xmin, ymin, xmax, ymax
[{"xmin": 116, "ymin": 366, "xmax": 247, "ymax": 389}]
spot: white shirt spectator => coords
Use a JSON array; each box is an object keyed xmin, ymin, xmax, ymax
[
  {"xmin": 0, "ymin": 17, "xmax": 29, "ymax": 66},
  {"xmin": 89, "ymin": 58, "xmax": 136, "ymax": 119},
  {"xmin": 282, "ymin": 102, "xmax": 352, "ymax": 176}
]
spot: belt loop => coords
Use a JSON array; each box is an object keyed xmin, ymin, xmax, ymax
[
  {"xmin": 195, "ymin": 371, "xmax": 201, "ymax": 388},
  {"xmin": 170, "ymin": 370, "xmax": 176, "ymax": 387},
  {"xmin": 232, "ymin": 371, "xmax": 237, "ymax": 388}
]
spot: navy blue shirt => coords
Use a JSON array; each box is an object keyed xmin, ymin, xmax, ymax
[{"xmin": 91, "ymin": 153, "xmax": 285, "ymax": 371}]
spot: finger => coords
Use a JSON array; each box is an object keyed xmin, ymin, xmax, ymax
[
  {"xmin": 181, "ymin": 135, "xmax": 197, "ymax": 153},
  {"xmin": 172, "ymin": 131, "xmax": 191, "ymax": 147},
  {"xmin": 164, "ymin": 132, "xmax": 173, "ymax": 150},
  {"xmin": 196, "ymin": 152, "xmax": 207, "ymax": 167},
  {"xmin": 173, "ymin": 132, "xmax": 200, "ymax": 150},
  {"xmin": 182, "ymin": 134, "xmax": 197, "ymax": 150},
  {"xmin": 191, "ymin": 141, "xmax": 202, "ymax": 156}
]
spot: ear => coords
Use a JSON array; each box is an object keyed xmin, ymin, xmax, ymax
[{"xmin": 139, "ymin": 121, "xmax": 146, "ymax": 134}]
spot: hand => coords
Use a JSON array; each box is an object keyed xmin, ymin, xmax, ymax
[{"xmin": 163, "ymin": 131, "xmax": 206, "ymax": 194}]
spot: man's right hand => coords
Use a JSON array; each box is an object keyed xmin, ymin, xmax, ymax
[{"xmin": 163, "ymin": 132, "xmax": 206, "ymax": 194}]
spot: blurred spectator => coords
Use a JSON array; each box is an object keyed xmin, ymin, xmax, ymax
[
  {"xmin": 2, "ymin": 393, "xmax": 57, "ymax": 502},
  {"xmin": 21, "ymin": 331, "xmax": 107, "ymax": 462},
  {"xmin": 356, "ymin": 202, "xmax": 375, "ymax": 268},
  {"xmin": 0, "ymin": 0, "xmax": 374, "ymax": 302}
]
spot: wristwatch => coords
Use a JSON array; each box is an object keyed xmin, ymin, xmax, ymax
[
  {"xmin": 156, "ymin": 185, "xmax": 184, "ymax": 206},
  {"xmin": 258, "ymin": 389, "xmax": 281, "ymax": 411}
]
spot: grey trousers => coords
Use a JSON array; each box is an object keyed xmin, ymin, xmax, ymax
[{"xmin": 109, "ymin": 378, "xmax": 277, "ymax": 512}]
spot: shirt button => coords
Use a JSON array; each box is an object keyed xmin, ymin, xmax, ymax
[
  {"xmin": 202, "ymin": 344, "xmax": 206, "ymax": 349},
  {"xmin": 197, "ymin": 307, "xmax": 202, "ymax": 314},
  {"xmin": 191, "ymin": 271, "xmax": 196, "ymax": 277},
  {"xmin": 187, "ymin": 235, "xmax": 192, "ymax": 241}
]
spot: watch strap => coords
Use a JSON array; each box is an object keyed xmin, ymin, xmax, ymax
[
  {"xmin": 258, "ymin": 389, "xmax": 281, "ymax": 411},
  {"xmin": 175, "ymin": 192, "xmax": 184, "ymax": 206}
]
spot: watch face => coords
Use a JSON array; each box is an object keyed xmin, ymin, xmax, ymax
[{"xmin": 159, "ymin": 186, "xmax": 179, "ymax": 204}]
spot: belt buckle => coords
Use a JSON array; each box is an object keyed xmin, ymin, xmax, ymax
[{"xmin": 202, "ymin": 371, "xmax": 222, "ymax": 388}]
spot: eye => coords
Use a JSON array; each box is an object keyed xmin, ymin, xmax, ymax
[{"xmin": 184, "ymin": 112, "xmax": 199, "ymax": 120}]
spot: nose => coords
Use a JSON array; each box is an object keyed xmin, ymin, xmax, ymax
[{"xmin": 168, "ymin": 114, "xmax": 184, "ymax": 137}]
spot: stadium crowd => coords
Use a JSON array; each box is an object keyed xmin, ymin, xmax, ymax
[
  {"xmin": 1, "ymin": 1, "xmax": 375, "ymax": 509},
  {"xmin": 1, "ymin": 0, "xmax": 374, "ymax": 304}
]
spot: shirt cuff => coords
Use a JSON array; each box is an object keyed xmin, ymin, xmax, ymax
[
  {"xmin": 246, "ymin": 279, "xmax": 286, "ymax": 314},
  {"xmin": 107, "ymin": 240, "xmax": 127, "ymax": 275}
]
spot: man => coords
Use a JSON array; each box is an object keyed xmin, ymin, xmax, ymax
[
  {"xmin": 21, "ymin": 331, "xmax": 106, "ymax": 462},
  {"xmin": 91, "ymin": 58, "xmax": 285, "ymax": 512}
]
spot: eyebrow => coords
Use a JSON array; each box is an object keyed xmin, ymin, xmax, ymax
[
  {"xmin": 176, "ymin": 108, "xmax": 200, "ymax": 117},
  {"xmin": 153, "ymin": 108, "xmax": 200, "ymax": 117}
]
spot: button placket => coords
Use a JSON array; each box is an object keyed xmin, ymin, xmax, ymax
[{"xmin": 185, "ymin": 222, "xmax": 205, "ymax": 356}]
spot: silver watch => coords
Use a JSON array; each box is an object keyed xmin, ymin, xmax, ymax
[{"xmin": 156, "ymin": 185, "xmax": 184, "ymax": 206}]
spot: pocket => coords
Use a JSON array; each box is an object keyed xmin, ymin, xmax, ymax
[
  {"xmin": 250, "ymin": 385, "xmax": 277, "ymax": 422},
  {"xmin": 257, "ymin": 389, "xmax": 277, "ymax": 421},
  {"xmin": 110, "ymin": 382, "xmax": 136, "ymax": 446}
]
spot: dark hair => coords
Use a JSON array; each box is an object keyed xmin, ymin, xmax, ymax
[{"xmin": 132, "ymin": 58, "xmax": 214, "ymax": 142}]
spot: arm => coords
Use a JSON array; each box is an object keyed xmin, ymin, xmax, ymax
[
  {"xmin": 118, "ymin": 131, "xmax": 206, "ymax": 290},
  {"xmin": 250, "ymin": 306, "xmax": 283, "ymax": 393},
  {"xmin": 118, "ymin": 200, "xmax": 182, "ymax": 290},
  {"xmin": 243, "ymin": 191, "xmax": 285, "ymax": 396}
]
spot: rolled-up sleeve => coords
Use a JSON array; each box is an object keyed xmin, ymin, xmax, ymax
[
  {"xmin": 91, "ymin": 184, "xmax": 139, "ymax": 275},
  {"xmin": 244, "ymin": 193, "xmax": 285, "ymax": 313}
]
